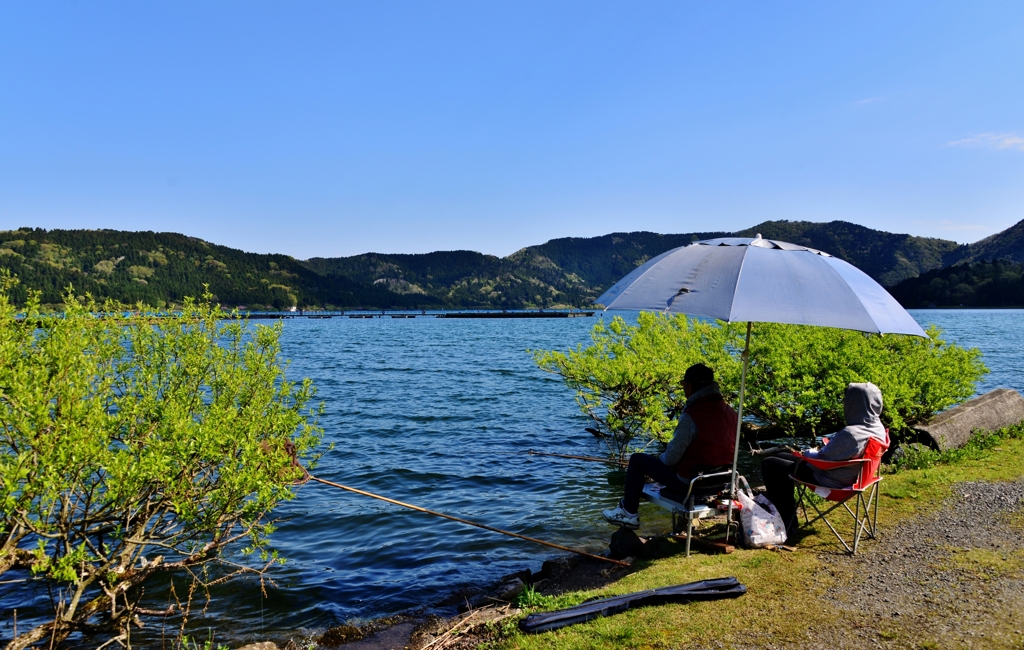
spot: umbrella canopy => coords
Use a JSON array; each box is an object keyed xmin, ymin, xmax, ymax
[
  {"xmin": 597, "ymin": 235, "xmax": 926, "ymax": 337},
  {"xmin": 594, "ymin": 234, "xmax": 926, "ymax": 540}
]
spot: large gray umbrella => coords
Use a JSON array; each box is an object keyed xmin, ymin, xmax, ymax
[{"xmin": 596, "ymin": 235, "xmax": 927, "ymax": 534}]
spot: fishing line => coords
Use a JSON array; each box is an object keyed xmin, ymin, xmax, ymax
[{"xmin": 307, "ymin": 475, "xmax": 629, "ymax": 567}]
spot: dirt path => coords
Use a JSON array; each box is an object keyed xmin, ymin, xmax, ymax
[{"xmin": 742, "ymin": 479, "xmax": 1024, "ymax": 649}]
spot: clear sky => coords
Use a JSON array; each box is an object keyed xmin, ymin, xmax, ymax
[{"xmin": 2, "ymin": 2, "xmax": 1023, "ymax": 259}]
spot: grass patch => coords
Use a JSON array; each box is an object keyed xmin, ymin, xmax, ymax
[
  {"xmin": 941, "ymin": 547, "xmax": 1024, "ymax": 580},
  {"xmin": 490, "ymin": 423, "xmax": 1024, "ymax": 649},
  {"xmin": 515, "ymin": 585, "xmax": 583, "ymax": 611}
]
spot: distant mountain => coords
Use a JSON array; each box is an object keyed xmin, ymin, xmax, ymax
[
  {"xmin": 509, "ymin": 230, "xmax": 729, "ymax": 290},
  {"xmin": 732, "ymin": 221, "xmax": 964, "ymax": 286},
  {"xmin": 889, "ymin": 259, "xmax": 1024, "ymax": 308},
  {"xmin": 952, "ymin": 219, "xmax": 1024, "ymax": 265},
  {"xmin": 303, "ymin": 249, "xmax": 597, "ymax": 309},
  {"xmin": 0, "ymin": 228, "xmax": 432, "ymax": 310},
  {"xmin": 307, "ymin": 231, "xmax": 732, "ymax": 309},
  {"xmin": 5, "ymin": 219, "xmax": 1016, "ymax": 310},
  {"xmin": 884, "ymin": 217, "xmax": 1024, "ymax": 308},
  {"xmin": 302, "ymin": 221, "xmax": 964, "ymax": 310}
]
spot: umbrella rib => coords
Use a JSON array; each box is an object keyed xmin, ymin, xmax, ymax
[
  {"xmin": 724, "ymin": 245, "xmax": 751, "ymax": 323},
  {"xmin": 601, "ymin": 246, "xmax": 684, "ymax": 311}
]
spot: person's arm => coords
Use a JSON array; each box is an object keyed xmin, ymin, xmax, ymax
[
  {"xmin": 803, "ymin": 430, "xmax": 861, "ymax": 461},
  {"xmin": 660, "ymin": 415, "xmax": 697, "ymax": 466}
]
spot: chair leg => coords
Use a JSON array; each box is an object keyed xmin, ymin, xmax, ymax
[
  {"xmin": 796, "ymin": 484, "xmax": 812, "ymax": 526},
  {"xmin": 817, "ymin": 501, "xmax": 855, "ymax": 554},
  {"xmin": 685, "ymin": 502, "xmax": 694, "ymax": 558},
  {"xmin": 795, "ymin": 480, "xmax": 883, "ymax": 555},
  {"xmin": 871, "ymin": 482, "xmax": 880, "ymax": 537},
  {"xmin": 852, "ymin": 494, "xmax": 864, "ymax": 554}
]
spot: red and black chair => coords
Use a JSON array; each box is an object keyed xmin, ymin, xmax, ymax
[{"xmin": 790, "ymin": 431, "xmax": 889, "ymax": 554}]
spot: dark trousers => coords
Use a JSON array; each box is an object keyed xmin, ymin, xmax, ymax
[
  {"xmin": 761, "ymin": 452, "xmax": 817, "ymax": 535},
  {"xmin": 622, "ymin": 453, "xmax": 688, "ymax": 514}
]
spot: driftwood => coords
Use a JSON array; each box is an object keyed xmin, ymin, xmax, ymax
[{"xmin": 914, "ymin": 388, "xmax": 1024, "ymax": 451}]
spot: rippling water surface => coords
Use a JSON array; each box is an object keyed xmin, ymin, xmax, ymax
[{"xmin": 3, "ymin": 310, "xmax": 1022, "ymax": 644}]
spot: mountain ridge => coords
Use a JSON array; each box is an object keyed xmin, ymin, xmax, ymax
[{"xmin": 1, "ymin": 219, "xmax": 1020, "ymax": 310}]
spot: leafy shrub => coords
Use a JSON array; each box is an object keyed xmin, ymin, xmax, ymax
[
  {"xmin": 0, "ymin": 274, "xmax": 323, "ymax": 648},
  {"xmin": 532, "ymin": 312, "xmax": 743, "ymax": 458},
  {"xmin": 535, "ymin": 314, "xmax": 986, "ymax": 454},
  {"xmin": 744, "ymin": 322, "xmax": 985, "ymax": 438}
]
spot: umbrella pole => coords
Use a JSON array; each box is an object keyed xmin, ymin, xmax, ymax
[{"xmin": 726, "ymin": 322, "xmax": 752, "ymax": 542}]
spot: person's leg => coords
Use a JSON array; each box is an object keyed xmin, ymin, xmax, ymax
[
  {"xmin": 761, "ymin": 453, "xmax": 800, "ymax": 534},
  {"xmin": 621, "ymin": 453, "xmax": 686, "ymax": 514}
]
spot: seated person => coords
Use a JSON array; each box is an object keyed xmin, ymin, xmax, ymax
[
  {"xmin": 602, "ymin": 363, "xmax": 737, "ymax": 530},
  {"xmin": 761, "ymin": 382, "xmax": 886, "ymax": 537}
]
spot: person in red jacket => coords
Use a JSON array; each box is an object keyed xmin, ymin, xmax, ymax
[{"xmin": 602, "ymin": 363, "xmax": 737, "ymax": 530}]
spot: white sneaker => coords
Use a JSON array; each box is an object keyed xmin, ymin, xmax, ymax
[{"xmin": 602, "ymin": 505, "xmax": 640, "ymax": 529}]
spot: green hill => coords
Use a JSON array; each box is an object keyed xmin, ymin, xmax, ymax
[
  {"xmin": 889, "ymin": 259, "xmax": 1024, "ymax": 308},
  {"xmin": 954, "ymin": 219, "xmax": 1024, "ymax": 266},
  {"xmin": 302, "ymin": 221, "xmax": 965, "ymax": 310},
  {"xmin": 886, "ymin": 218, "xmax": 1024, "ymax": 308},
  {"xmin": 6, "ymin": 218, "xmax": 1019, "ymax": 310},
  {"xmin": 733, "ymin": 220, "xmax": 964, "ymax": 286},
  {"xmin": 0, "ymin": 228, "xmax": 433, "ymax": 310},
  {"xmin": 509, "ymin": 230, "xmax": 730, "ymax": 290}
]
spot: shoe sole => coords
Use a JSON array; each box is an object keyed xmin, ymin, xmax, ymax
[{"xmin": 603, "ymin": 517, "xmax": 640, "ymax": 530}]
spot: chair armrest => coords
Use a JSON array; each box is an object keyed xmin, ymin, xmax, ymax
[
  {"xmin": 793, "ymin": 453, "xmax": 869, "ymax": 471},
  {"xmin": 690, "ymin": 469, "xmax": 734, "ymax": 483},
  {"xmin": 679, "ymin": 469, "xmax": 735, "ymax": 500}
]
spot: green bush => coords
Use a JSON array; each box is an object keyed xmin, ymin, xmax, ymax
[
  {"xmin": 745, "ymin": 321, "xmax": 986, "ymax": 438},
  {"xmin": 532, "ymin": 312, "xmax": 742, "ymax": 459},
  {"xmin": 0, "ymin": 274, "xmax": 323, "ymax": 648},
  {"xmin": 534, "ymin": 313, "xmax": 986, "ymax": 454}
]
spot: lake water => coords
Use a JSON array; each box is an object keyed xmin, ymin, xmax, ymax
[{"xmin": 3, "ymin": 309, "xmax": 1022, "ymax": 645}]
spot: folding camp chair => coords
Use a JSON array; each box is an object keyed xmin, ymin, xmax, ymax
[
  {"xmin": 791, "ymin": 432, "xmax": 889, "ymax": 554},
  {"xmin": 642, "ymin": 468, "xmax": 746, "ymax": 556}
]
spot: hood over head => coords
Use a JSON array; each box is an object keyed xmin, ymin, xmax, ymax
[
  {"xmin": 844, "ymin": 382, "xmax": 883, "ymax": 426},
  {"xmin": 843, "ymin": 382, "xmax": 886, "ymax": 442}
]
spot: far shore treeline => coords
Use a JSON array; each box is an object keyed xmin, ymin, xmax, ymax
[{"xmin": 2, "ymin": 218, "xmax": 1024, "ymax": 310}]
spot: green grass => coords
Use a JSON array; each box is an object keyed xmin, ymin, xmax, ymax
[{"xmin": 489, "ymin": 424, "xmax": 1024, "ymax": 649}]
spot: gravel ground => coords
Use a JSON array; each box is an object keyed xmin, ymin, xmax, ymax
[{"xmin": 744, "ymin": 479, "xmax": 1024, "ymax": 649}]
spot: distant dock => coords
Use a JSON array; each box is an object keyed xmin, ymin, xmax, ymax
[{"xmin": 240, "ymin": 309, "xmax": 596, "ymax": 320}]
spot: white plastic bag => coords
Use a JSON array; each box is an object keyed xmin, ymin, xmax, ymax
[{"xmin": 736, "ymin": 488, "xmax": 788, "ymax": 548}]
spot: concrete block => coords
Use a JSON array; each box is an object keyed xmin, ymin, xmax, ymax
[{"xmin": 914, "ymin": 388, "xmax": 1024, "ymax": 451}]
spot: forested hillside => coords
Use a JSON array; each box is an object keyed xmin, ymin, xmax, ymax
[
  {"xmin": 508, "ymin": 230, "xmax": 729, "ymax": 290},
  {"xmin": 953, "ymin": 219, "xmax": 1024, "ymax": 266},
  {"xmin": 889, "ymin": 259, "xmax": 1024, "ymax": 308},
  {"xmin": 2, "ymin": 218, "xmax": 1020, "ymax": 310},
  {"xmin": 304, "ymin": 221, "xmax": 966, "ymax": 309},
  {"xmin": 305, "ymin": 247, "xmax": 604, "ymax": 309},
  {"xmin": 0, "ymin": 228, "xmax": 431, "ymax": 310},
  {"xmin": 732, "ymin": 220, "xmax": 965, "ymax": 286}
]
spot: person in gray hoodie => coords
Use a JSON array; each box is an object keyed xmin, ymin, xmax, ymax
[{"xmin": 761, "ymin": 382, "xmax": 887, "ymax": 537}]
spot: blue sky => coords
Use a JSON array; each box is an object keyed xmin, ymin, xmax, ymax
[{"xmin": 2, "ymin": 2, "xmax": 1023, "ymax": 259}]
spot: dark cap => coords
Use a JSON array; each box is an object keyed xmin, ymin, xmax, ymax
[{"xmin": 683, "ymin": 363, "xmax": 714, "ymax": 386}]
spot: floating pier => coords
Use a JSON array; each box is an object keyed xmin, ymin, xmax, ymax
[{"xmin": 237, "ymin": 309, "xmax": 596, "ymax": 320}]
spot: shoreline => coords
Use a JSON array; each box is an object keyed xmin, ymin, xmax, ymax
[
  {"xmin": 247, "ymin": 542, "xmax": 640, "ymax": 650},
  {"xmin": 258, "ymin": 521, "xmax": 718, "ymax": 650}
]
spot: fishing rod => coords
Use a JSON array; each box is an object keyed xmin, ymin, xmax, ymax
[
  {"xmin": 527, "ymin": 450, "xmax": 628, "ymax": 467},
  {"xmin": 308, "ymin": 475, "xmax": 630, "ymax": 567}
]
